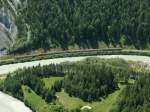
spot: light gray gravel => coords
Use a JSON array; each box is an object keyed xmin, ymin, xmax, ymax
[
  {"xmin": 1, "ymin": 55, "xmax": 150, "ymax": 75},
  {"xmin": 0, "ymin": 92, "xmax": 32, "ymax": 112}
]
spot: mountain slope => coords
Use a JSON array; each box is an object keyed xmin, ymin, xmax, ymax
[{"xmin": 1, "ymin": 0, "xmax": 150, "ymax": 53}]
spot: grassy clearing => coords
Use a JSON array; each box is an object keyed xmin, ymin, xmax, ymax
[
  {"xmin": 42, "ymin": 77, "xmax": 63, "ymax": 89},
  {"xmin": 22, "ymin": 85, "xmax": 61, "ymax": 112},
  {"xmin": 56, "ymin": 84, "xmax": 126, "ymax": 112},
  {"xmin": 22, "ymin": 76, "xmax": 126, "ymax": 112}
]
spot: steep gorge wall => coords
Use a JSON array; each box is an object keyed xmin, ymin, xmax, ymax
[{"xmin": 0, "ymin": 0, "xmax": 21, "ymax": 52}]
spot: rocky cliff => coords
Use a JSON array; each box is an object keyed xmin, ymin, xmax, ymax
[{"xmin": 0, "ymin": 0, "xmax": 21, "ymax": 52}]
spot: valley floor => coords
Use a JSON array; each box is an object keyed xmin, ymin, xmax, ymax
[{"xmin": 0, "ymin": 55, "xmax": 150, "ymax": 112}]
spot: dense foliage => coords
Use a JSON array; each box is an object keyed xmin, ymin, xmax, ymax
[
  {"xmin": 11, "ymin": 0, "xmax": 150, "ymax": 52},
  {"xmin": 63, "ymin": 58, "xmax": 133, "ymax": 101},
  {"xmin": 0, "ymin": 64, "xmax": 66, "ymax": 102},
  {"xmin": 117, "ymin": 74, "xmax": 150, "ymax": 112},
  {"xmin": 63, "ymin": 64, "xmax": 118, "ymax": 101},
  {"xmin": 2, "ymin": 71, "xmax": 55, "ymax": 102}
]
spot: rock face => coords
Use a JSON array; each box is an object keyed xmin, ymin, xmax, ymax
[{"xmin": 0, "ymin": 0, "xmax": 20, "ymax": 51}]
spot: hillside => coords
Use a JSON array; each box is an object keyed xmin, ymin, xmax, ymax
[{"xmin": 2, "ymin": 0, "xmax": 149, "ymax": 53}]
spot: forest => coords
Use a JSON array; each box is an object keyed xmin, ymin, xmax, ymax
[
  {"xmin": 0, "ymin": 58, "xmax": 148, "ymax": 112},
  {"xmin": 10, "ymin": 0, "xmax": 150, "ymax": 53},
  {"xmin": 63, "ymin": 64, "xmax": 118, "ymax": 102},
  {"xmin": 116, "ymin": 74, "xmax": 150, "ymax": 112}
]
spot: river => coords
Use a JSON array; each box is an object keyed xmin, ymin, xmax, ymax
[{"xmin": 0, "ymin": 55, "xmax": 150, "ymax": 75}]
